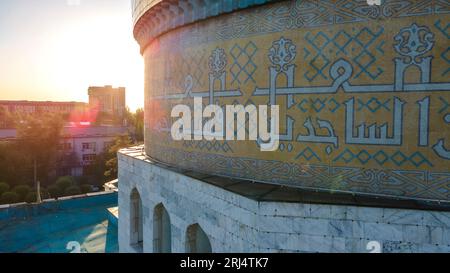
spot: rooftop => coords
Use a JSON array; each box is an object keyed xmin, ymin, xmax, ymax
[
  {"xmin": 0, "ymin": 192, "xmax": 118, "ymax": 253},
  {"xmin": 63, "ymin": 126, "xmax": 128, "ymax": 138},
  {"xmin": 0, "ymin": 126, "xmax": 128, "ymax": 140},
  {"xmin": 120, "ymin": 146, "xmax": 450, "ymax": 212},
  {"xmin": 0, "ymin": 100, "xmax": 86, "ymax": 105}
]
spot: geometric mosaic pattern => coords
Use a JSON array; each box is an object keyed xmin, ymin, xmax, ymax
[
  {"xmin": 153, "ymin": 144, "xmax": 450, "ymax": 201},
  {"xmin": 141, "ymin": 0, "xmax": 450, "ymax": 203},
  {"xmin": 146, "ymin": 0, "xmax": 450, "ymax": 50},
  {"xmin": 356, "ymin": 98, "xmax": 391, "ymax": 112},
  {"xmin": 160, "ymin": 49, "xmax": 208, "ymax": 91},
  {"xmin": 333, "ymin": 149, "xmax": 432, "ymax": 167},
  {"xmin": 229, "ymin": 42, "xmax": 258, "ymax": 86},
  {"xmin": 183, "ymin": 140, "xmax": 233, "ymax": 153},
  {"xmin": 304, "ymin": 27, "xmax": 385, "ymax": 81},
  {"xmin": 278, "ymin": 143, "xmax": 294, "ymax": 153},
  {"xmin": 297, "ymin": 98, "xmax": 341, "ymax": 113},
  {"xmin": 439, "ymin": 96, "xmax": 449, "ymax": 114},
  {"xmin": 181, "ymin": 49, "xmax": 208, "ymax": 88},
  {"xmin": 214, "ymin": 0, "xmax": 450, "ymax": 43},
  {"xmin": 434, "ymin": 19, "xmax": 450, "ymax": 76},
  {"xmin": 295, "ymin": 147, "xmax": 321, "ymax": 162}
]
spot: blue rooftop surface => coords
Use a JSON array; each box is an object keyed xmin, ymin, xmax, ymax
[{"xmin": 0, "ymin": 192, "xmax": 118, "ymax": 253}]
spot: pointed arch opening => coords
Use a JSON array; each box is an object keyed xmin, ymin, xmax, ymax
[
  {"xmin": 153, "ymin": 203, "xmax": 172, "ymax": 253},
  {"xmin": 130, "ymin": 188, "xmax": 143, "ymax": 252},
  {"xmin": 186, "ymin": 224, "xmax": 212, "ymax": 253}
]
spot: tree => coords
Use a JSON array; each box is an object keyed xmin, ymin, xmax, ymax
[
  {"xmin": 0, "ymin": 182, "xmax": 10, "ymax": 196},
  {"xmin": 15, "ymin": 113, "xmax": 63, "ymax": 194},
  {"xmin": 13, "ymin": 185, "xmax": 32, "ymax": 202},
  {"xmin": 0, "ymin": 192, "xmax": 19, "ymax": 204},
  {"xmin": 104, "ymin": 135, "xmax": 133, "ymax": 180},
  {"xmin": 0, "ymin": 142, "xmax": 31, "ymax": 186},
  {"xmin": 124, "ymin": 107, "xmax": 144, "ymax": 143},
  {"xmin": 55, "ymin": 176, "xmax": 75, "ymax": 193},
  {"xmin": 93, "ymin": 111, "xmax": 114, "ymax": 126},
  {"xmin": 65, "ymin": 185, "xmax": 81, "ymax": 196},
  {"xmin": 25, "ymin": 192, "xmax": 37, "ymax": 203},
  {"xmin": 84, "ymin": 151, "xmax": 108, "ymax": 185},
  {"xmin": 56, "ymin": 151, "xmax": 79, "ymax": 176},
  {"xmin": 47, "ymin": 184, "xmax": 62, "ymax": 198},
  {"xmin": 22, "ymin": 188, "xmax": 48, "ymax": 202},
  {"xmin": 80, "ymin": 184, "xmax": 92, "ymax": 194},
  {"xmin": 134, "ymin": 108, "xmax": 144, "ymax": 142},
  {"xmin": 0, "ymin": 107, "xmax": 17, "ymax": 128}
]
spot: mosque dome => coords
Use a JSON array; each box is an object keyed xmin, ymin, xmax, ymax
[{"xmin": 132, "ymin": 0, "xmax": 450, "ymax": 204}]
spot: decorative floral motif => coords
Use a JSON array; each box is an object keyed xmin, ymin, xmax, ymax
[
  {"xmin": 394, "ymin": 23, "xmax": 435, "ymax": 64},
  {"xmin": 209, "ymin": 48, "xmax": 227, "ymax": 78},
  {"xmin": 268, "ymin": 37, "xmax": 297, "ymax": 72}
]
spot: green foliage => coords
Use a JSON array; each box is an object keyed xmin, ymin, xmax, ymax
[
  {"xmin": 47, "ymin": 176, "xmax": 82, "ymax": 198},
  {"xmin": 0, "ymin": 108, "xmax": 17, "ymax": 129},
  {"xmin": 75, "ymin": 176, "xmax": 89, "ymax": 185},
  {"xmin": 105, "ymin": 158, "xmax": 118, "ymax": 179},
  {"xmin": 57, "ymin": 152, "xmax": 79, "ymax": 171},
  {"xmin": 14, "ymin": 113, "xmax": 64, "ymax": 186},
  {"xmin": 64, "ymin": 185, "xmax": 81, "ymax": 196},
  {"xmin": 0, "ymin": 192, "xmax": 19, "ymax": 204},
  {"xmin": 92, "ymin": 112, "xmax": 122, "ymax": 126},
  {"xmin": 25, "ymin": 192, "xmax": 37, "ymax": 203},
  {"xmin": 0, "ymin": 182, "xmax": 10, "ymax": 195},
  {"xmin": 132, "ymin": 108, "xmax": 144, "ymax": 142},
  {"xmin": 0, "ymin": 143, "xmax": 32, "ymax": 186},
  {"xmin": 55, "ymin": 176, "xmax": 75, "ymax": 193},
  {"xmin": 47, "ymin": 184, "xmax": 62, "ymax": 198},
  {"xmin": 39, "ymin": 188, "xmax": 49, "ymax": 200},
  {"xmin": 104, "ymin": 135, "xmax": 133, "ymax": 180},
  {"xmin": 12, "ymin": 185, "xmax": 32, "ymax": 201},
  {"xmin": 84, "ymin": 152, "xmax": 108, "ymax": 184},
  {"xmin": 24, "ymin": 189, "xmax": 49, "ymax": 203},
  {"xmin": 125, "ymin": 107, "xmax": 144, "ymax": 142},
  {"xmin": 80, "ymin": 184, "xmax": 92, "ymax": 194}
]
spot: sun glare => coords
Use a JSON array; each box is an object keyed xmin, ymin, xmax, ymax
[
  {"xmin": 47, "ymin": 15, "xmax": 144, "ymax": 110},
  {"xmin": 0, "ymin": 1, "xmax": 144, "ymax": 111}
]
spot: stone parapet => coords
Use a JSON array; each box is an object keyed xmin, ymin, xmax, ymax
[{"xmin": 118, "ymin": 147, "xmax": 450, "ymax": 253}]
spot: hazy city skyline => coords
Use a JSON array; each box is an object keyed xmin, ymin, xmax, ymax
[{"xmin": 0, "ymin": 0, "xmax": 144, "ymax": 111}]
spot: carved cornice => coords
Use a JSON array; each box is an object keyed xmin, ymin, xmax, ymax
[{"xmin": 132, "ymin": 0, "xmax": 277, "ymax": 54}]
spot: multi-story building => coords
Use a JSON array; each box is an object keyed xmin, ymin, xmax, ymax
[
  {"xmin": 0, "ymin": 100, "xmax": 87, "ymax": 115},
  {"xmin": 1, "ymin": 85, "xmax": 126, "ymax": 127},
  {"xmin": 0, "ymin": 129, "xmax": 16, "ymax": 143},
  {"xmin": 0, "ymin": 100, "xmax": 88, "ymax": 128},
  {"xmin": 58, "ymin": 126, "xmax": 128, "ymax": 176},
  {"xmin": 0, "ymin": 126, "xmax": 128, "ymax": 176},
  {"xmin": 88, "ymin": 85, "xmax": 126, "ymax": 118}
]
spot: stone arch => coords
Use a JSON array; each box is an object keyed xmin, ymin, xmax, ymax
[
  {"xmin": 186, "ymin": 223, "xmax": 212, "ymax": 253},
  {"xmin": 153, "ymin": 203, "xmax": 172, "ymax": 253},
  {"xmin": 130, "ymin": 188, "xmax": 143, "ymax": 252}
]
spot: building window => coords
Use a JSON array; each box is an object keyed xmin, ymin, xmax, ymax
[
  {"xmin": 82, "ymin": 142, "xmax": 96, "ymax": 151},
  {"xmin": 82, "ymin": 154, "xmax": 96, "ymax": 162},
  {"xmin": 58, "ymin": 143, "xmax": 72, "ymax": 151}
]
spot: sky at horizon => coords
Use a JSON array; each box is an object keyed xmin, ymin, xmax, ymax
[{"xmin": 0, "ymin": 0, "xmax": 144, "ymax": 111}]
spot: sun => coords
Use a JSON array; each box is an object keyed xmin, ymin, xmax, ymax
[{"xmin": 45, "ymin": 13, "xmax": 144, "ymax": 110}]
